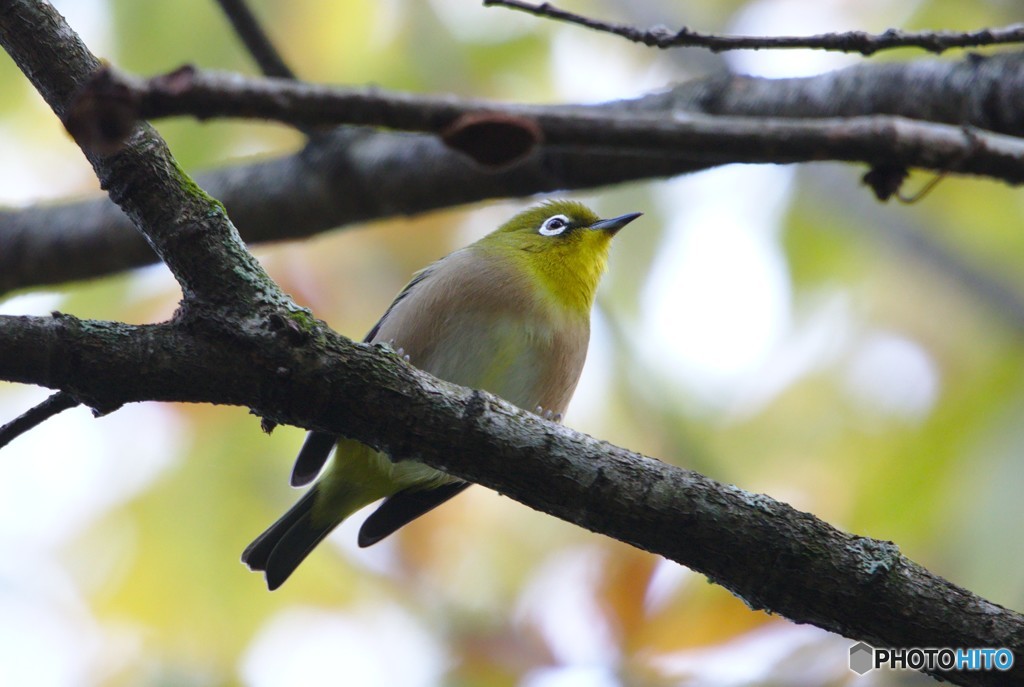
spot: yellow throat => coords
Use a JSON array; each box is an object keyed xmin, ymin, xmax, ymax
[{"xmin": 478, "ymin": 200, "xmax": 625, "ymax": 315}]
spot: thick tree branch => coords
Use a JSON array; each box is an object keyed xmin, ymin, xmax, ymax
[
  {"xmin": 486, "ymin": 0, "xmax": 1024, "ymax": 55},
  {"xmin": 0, "ymin": 0, "xmax": 283, "ymax": 316},
  {"xmin": 6, "ymin": 52, "xmax": 1024, "ymax": 294},
  {"xmin": 0, "ymin": 128, "xmax": 705, "ymax": 294},
  {"xmin": 1, "ymin": 310, "xmax": 1022, "ymax": 686}
]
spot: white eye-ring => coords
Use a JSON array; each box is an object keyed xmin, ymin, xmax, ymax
[{"xmin": 539, "ymin": 214, "xmax": 570, "ymax": 236}]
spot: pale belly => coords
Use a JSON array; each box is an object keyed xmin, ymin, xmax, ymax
[
  {"xmin": 420, "ymin": 314, "xmax": 555, "ymax": 412},
  {"xmin": 375, "ymin": 307, "xmax": 583, "ymax": 417}
]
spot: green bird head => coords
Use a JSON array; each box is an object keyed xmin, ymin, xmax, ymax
[{"xmin": 478, "ymin": 200, "xmax": 642, "ymax": 314}]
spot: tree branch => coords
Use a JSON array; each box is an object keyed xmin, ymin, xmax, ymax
[
  {"xmin": 1, "ymin": 310, "xmax": 1022, "ymax": 686},
  {"xmin": 0, "ymin": 390, "xmax": 78, "ymax": 449},
  {"xmin": 6, "ymin": 51, "xmax": 1024, "ymax": 294},
  {"xmin": 0, "ymin": 0, "xmax": 283, "ymax": 315},
  {"xmin": 212, "ymin": 0, "xmax": 326, "ymax": 139},
  {"xmin": 485, "ymin": 0, "xmax": 1024, "ymax": 55},
  {"xmin": 0, "ymin": 127, "xmax": 708, "ymax": 294},
  {"xmin": 69, "ymin": 64, "xmax": 1024, "ymax": 187},
  {"xmin": 214, "ymin": 0, "xmax": 296, "ymax": 79}
]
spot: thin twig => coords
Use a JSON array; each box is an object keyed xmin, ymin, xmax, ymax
[
  {"xmin": 485, "ymin": 0, "xmax": 1024, "ymax": 56},
  {"xmin": 897, "ymin": 172, "xmax": 947, "ymax": 203},
  {"xmin": 214, "ymin": 0, "xmax": 296, "ymax": 78},
  {"xmin": 212, "ymin": 0, "xmax": 330, "ymax": 139},
  {"xmin": 0, "ymin": 390, "xmax": 79, "ymax": 449}
]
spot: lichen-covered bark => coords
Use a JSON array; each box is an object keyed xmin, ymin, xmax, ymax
[{"xmin": 0, "ymin": 0, "xmax": 280, "ymax": 314}]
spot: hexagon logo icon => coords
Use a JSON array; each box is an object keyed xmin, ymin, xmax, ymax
[{"xmin": 849, "ymin": 642, "xmax": 875, "ymax": 675}]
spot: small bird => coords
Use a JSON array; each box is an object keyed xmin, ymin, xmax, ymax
[{"xmin": 242, "ymin": 200, "xmax": 640, "ymax": 589}]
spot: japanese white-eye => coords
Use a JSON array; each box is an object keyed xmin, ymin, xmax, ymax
[{"xmin": 243, "ymin": 200, "xmax": 641, "ymax": 589}]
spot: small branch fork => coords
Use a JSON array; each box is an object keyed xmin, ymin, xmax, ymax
[
  {"xmin": 0, "ymin": 391, "xmax": 79, "ymax": 449},
  {"xmin": 485, "ymin": 0, "xmax": 1024, "ymax": 55}
]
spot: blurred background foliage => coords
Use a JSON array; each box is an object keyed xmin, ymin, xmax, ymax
[{"xmin": 1, "ymin": 0, "xmax": 1022, "ymax": 685}]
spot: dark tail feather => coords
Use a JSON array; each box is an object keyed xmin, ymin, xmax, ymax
[
  {"xmin": 291, "ymin": 431, "xmax": 336, "ymax": 487},
  {"xmin": 242, "ymin": 488, "xmax": 338, "ymax": 590},
  {"xmin": 357, "ymin": 481, "xmax": 470, "ymax": 547}
]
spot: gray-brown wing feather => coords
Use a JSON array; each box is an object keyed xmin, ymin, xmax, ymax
[{"xmin": 288, "ymin": 265, "xmax": 438, "ymax": 487}]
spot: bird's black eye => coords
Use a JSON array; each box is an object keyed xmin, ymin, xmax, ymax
[{"xmin": 539, "ymin": 214, "xmax": 570, "ymax": 236}]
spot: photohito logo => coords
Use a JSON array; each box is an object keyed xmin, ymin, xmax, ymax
[{"xmin": 849, "ymin": 642, "xmax": 1014, "ymax": 675}]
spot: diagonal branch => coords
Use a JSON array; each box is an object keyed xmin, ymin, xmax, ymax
[
  {"xmin": 485, "ymin": 0, "xmax": 1024, "ymax": 56},
  {"xmin": 0, "ymin": 390, "xmax": 79, "ymax": 449},
  {"xmin": 212, "ymin": 0, "xmax": 327, "ymax": 138},
  {"xmin": 0, "ymin": 0, "xmax": 285, "ymax": 315},
  {"xmin": 214, "ymin": 0, "xmax": 296, "ymax": 79}
]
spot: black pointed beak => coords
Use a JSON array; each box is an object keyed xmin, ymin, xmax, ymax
[{"xmin": 589, "ymin": 212, "xmax": 642, "ymax": 235}]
